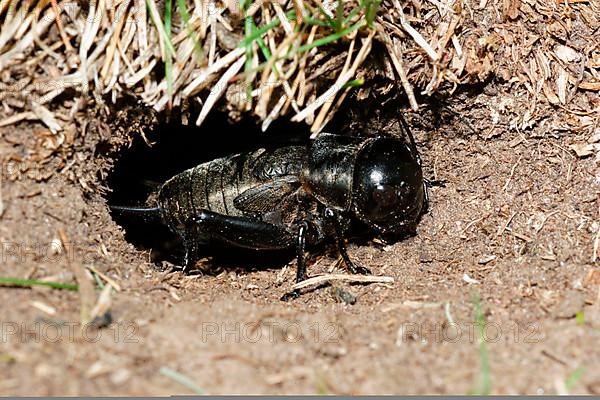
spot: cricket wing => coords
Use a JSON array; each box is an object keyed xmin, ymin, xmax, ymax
[{"xmin": 233, "ymin": 176, "xmax": 301, "ymax": 214}]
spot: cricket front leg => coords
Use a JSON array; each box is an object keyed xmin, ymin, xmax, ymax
[
  {"xmin": 326, "ymin": 208, "xmax": 371, "ymax": 275},
  {"xmin": 281, "ymin": 222, "xmax": 309, "ymax": 301}
]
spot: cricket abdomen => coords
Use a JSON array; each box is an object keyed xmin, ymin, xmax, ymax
[{"xmin": 157, "ymin": 146, "xmax": 305, "ymax": 231}]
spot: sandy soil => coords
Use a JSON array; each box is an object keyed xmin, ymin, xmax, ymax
[{"xmin": 1, "ymin": 81, "xmax": 599, "ymax": 395}]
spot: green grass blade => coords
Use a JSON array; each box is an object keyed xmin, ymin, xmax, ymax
[
  {"xmin": 159, "ymin": 367, "xmax": 204, "ymax": 394},
  {"xmin": 177, "ymin": 0, "xmax": 191, "ymax": 27},
  {"xmin": 0, "ymin": 277, "xmax": 78, "ymax": 291},
  {"xmin": 342, "ymin": 78, "xmax": 364, "ymax": 88},
  {"xmin": 254, "ymin": 32, "xmax": 272, "ymax": 60},
  {"xmin": 91, "ymin": 271, "xmax": 105, "ymax": 289},
  {"xmin": 470, "ymin": 291, "xmax": 492, "ymax": 395},
  {"xmin": 238, "ymin": 10, "xmax": 297, "ymax": 48},
  {"xmin": 296, "ymin": 19, "xmax": 365, "ymax": 54},
  {"xmin": 315, "ymin": 2, "xmax": 336, "ymax": 29},
  {"xmin": 249, "ymin": 21, "xmax": 270, "ymax": 56},
  {"xmin": 244, "ymin": 15, "xmax": 254, "ymax": 100},
  {"xmin": 238, "ymin": 18, "xmax": 283, "ymax": 48},
  {"xmin": 145, "ymin": 0, "xmax": 176, "ymax": 55},
  {"xmin": 303, "ymin": 16, "xmax": 332, "ymax": 27},
  {"xmin": 165, "ymin": 0, "xmax": 174, "ymax": 102},
  {"xmin": 335, "ymin": 0, "xmax": 345, "ymax": 32},
  {"xmin": 177, "ymin": 0, "xmax": 203, "ymax": 57},
  {"xmin": 364, "ymin": 0, "xmax": 381, "ymax": 27},
  {"xmin": 565, "ymin": 367, "xmax": 586, "ymax": 391},
  {"xmin": 249, "ymin": 19, "xmax": 279, "ymax": 76},
  {"xmin": 342, "ymin": 4, "xmax": 364, "ymax": 26},
  {"xmin": 240, "ymin": 0, "xmax": 252, "ymax": 12}
]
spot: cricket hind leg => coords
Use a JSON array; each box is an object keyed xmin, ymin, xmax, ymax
[
  {"xmin": 180, "ymin": 209, "xmax": 295, "ymax": 273},
  {"xmin": 181, "ymin": 227, "xmax": 205, "ymax": 273},
  {"xmin": 180, "ymin": 211, "xmax": 320, "ymax": 301}
]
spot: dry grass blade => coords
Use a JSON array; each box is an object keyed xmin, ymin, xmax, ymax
[
  {"xmin": 310, "ymin": 37, "xmax": 357, "ymax": 132},
  {"xmin": 30, "ymin": 300, "xmax": 57, "ymax": 316},
  {"xmin": 86, "ymin": 266, "xmax": 122, "ymax": 292},
  {"xmin": 31, "ymin": 102, "xmax": 62, "ymax": 133},
  {"xmin": 0, "ymin": 112, "xmax": 37, "ymax": 127},
  {"xmin": 292, "ymin": 273, "xmax": 394, "ymax": 290},
  {"xmin": 183, "ymin": 47, "xmax": 245, "ymax": 97},
  {"xmin": 393, "ymin": 0, "xmax": 439, "ymax": 61},
  {"xmin": 195, "ymin": 55, "xmax": 246, "ymax": 126},
  {"xmin": 58, "ymin": 229, "xmax": 95, "ymax": 326},
  {"xmin": 379, "ymin": 26, "xmax": 419, "ymax": 110},
  {"xmin": 0, "ymin": 161, "xmax": 3, "ymax": 218},
  {"xmin": 89, "ymin": 284, "xmax": 112, "ymax": 322}
]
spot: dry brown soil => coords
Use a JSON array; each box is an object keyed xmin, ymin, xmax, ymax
[{"xmin": 1, "ymin": 83, "xmax": 599, "ymax": 395}]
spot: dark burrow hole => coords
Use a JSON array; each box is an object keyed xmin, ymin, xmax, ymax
[{"xmin": 106, "ymin": 94, "xmax": 433, "ymax": 273}]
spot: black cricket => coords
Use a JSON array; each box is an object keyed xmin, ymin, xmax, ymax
[{"xmin": 111, "ymin": 119, "xmax": 427, "ymax": 299}]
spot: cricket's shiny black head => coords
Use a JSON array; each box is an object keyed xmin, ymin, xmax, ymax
[{"xmin": 351, "ymin": 137, "xmax": 425, "ymax": 238}]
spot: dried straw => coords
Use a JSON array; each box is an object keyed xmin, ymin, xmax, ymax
[{"xmin": 0, "ymin": 0, "xmax": 597, "ymax": 134}]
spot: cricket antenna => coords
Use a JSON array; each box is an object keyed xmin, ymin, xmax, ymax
[
  {"xmin": 397, "ymin": 112, "xmax": 421, "ymax": 166},
  {"xmin": 109, "ymin": 205, "xmax": 163, "ymax": 225}
]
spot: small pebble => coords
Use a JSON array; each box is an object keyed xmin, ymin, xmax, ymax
[
  {"xmin": 462, "ymin": 273, "xmax": 480, "ymax": 284},
  {"xmin": 333, "ymin": 287, "xmax": 357, "ymax": 305},
  {"xmin": 478, "ymin": 255, "xmax": 496, "ymax": 265},
  {"xmin": 110, "ymin": 368, "xmax": 132, "ymax": 385}
]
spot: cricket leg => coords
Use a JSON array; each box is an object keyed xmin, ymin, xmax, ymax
[
  {"xmin": 326, "ymin": 208, "xmax": 371, "ymax": 275},
  {"xmin": 281, "ymin": 222, "xmax": 309, "ymax": 301},
  {"xmin": 181, "ymin": 210, "xmax": 294, "ymax": 273}
]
